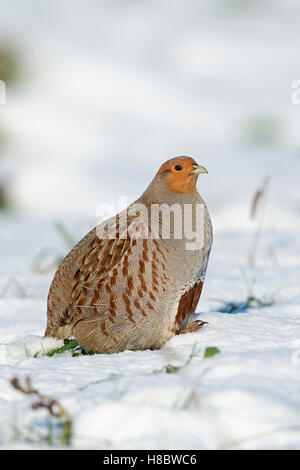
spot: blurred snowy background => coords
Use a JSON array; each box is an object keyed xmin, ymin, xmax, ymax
[
  {"xmin": 0, "ymin": 0, "xmax": 300, "ymax": 223},
  {"xmin": 0, "ymin": 0, "xmax": 300, "ymax": 450}
]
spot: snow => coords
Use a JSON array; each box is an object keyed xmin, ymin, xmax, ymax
[
  {"xmin": 0, "ymin": 0, "xmax": 300, "ymax": 451},
  {"xmin": 0, "ymin": 217, "xmax": 299, "ymax": 449}
]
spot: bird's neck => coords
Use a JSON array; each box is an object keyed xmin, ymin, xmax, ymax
[{"xmin": 139, "ymin": 175, "xmax": 202, "ymax": 207}]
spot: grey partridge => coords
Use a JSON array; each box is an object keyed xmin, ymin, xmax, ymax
[{"xmin": 45, "ymin": 156, "xmax": 213, "ymax": 353}]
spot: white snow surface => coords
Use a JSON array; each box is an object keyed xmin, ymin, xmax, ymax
[{"xmin": 0, "ymin": 216, "xmax": 299, "ymax": 450}]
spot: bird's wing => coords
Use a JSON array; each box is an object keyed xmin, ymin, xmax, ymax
[
  {"xmin": 175, "ymin": 280, "xmax": 204, "ymax": 333},
  {"xmin": 45, "ymin": 214, "xmax": 139, "ymax": 337}
]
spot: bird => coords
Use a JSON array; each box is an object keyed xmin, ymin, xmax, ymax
[{"xmin": 45, "ymin": 156, "xmax": 213, "ymax": 353}]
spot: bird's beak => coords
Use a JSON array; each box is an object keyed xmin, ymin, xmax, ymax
[{"xmin": 191, "ymin": 165, "xmax": 208, "ymax": 175}]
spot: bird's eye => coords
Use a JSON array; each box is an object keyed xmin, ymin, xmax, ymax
[{"xmin": 174, "ymin": 165, "xmax": 182, "ymax": 171}]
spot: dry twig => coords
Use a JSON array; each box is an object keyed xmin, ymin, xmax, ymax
[
  {"xmin": 11, "ymin": 376, "xmax": 72, "ymax": 445},
  {"xmin": 249, "ymin": 175, "xmax": 271, "ymax": 267}
]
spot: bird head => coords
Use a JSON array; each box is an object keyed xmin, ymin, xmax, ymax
[{"xmin": 156, "ymin": 156, "xmax": 208, "ymax": 194}]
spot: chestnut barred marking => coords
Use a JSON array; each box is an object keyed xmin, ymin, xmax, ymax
[
  {"xmin": 142, "ymin": 240, "xmax": 150, "ymax": 262},
  {"xmin": 91, "ymin": 291, "xmax": 100, "ymax": 305},
  {"xmin": 109, "ymin": 293, "xmax": 117, "ymax": 311},
  {"xmin": 82, "ymin": 287, "xmax": 88, "ymax": 297},
  {"xmin": 127, "ymin": 275, "xmax": 134, "ymax": 292},
  {"xmin": 110, "ymin": 268, "xmax": 118, "ymax": 286},
  {"xmin": 108, "ymin": 294, "xmax": 117, "ymax": 322},
  {"xmin": 138, "ymin": 289, "xmax": 144, "ymax": 298},
  {"xmin": 105, "ymin": 283, "xmax": 112, "ymax": 294},
  {"xmin": 122, "ymin": 292, "xmax": 136, "ymax": 324},
  {"xmin": 138, "ymin": 273, "xmax": 147, "ymax": 292},
  {"xmin": 138, "ymin": 259, "xmax": 146, "ymax": 274},
  {"xmin": 151, "ymin": 256, "xmax": 160, "ymax": 293},
  {"xmin": 175, "ymin": 281, "xmax": 203, "ymax": 333},
  {"xmin": 101, "ymin": 321, "xmax": 109, "ymax": 336},
  {"xmin": 122, "ymin": 265, "xmax": 129, "ymax": 277},
  {"xmin": 122, "ymin": 253, "xmax": 130, "ymax": 276},
  {"xmin": 149, "ymin": 291, "xmax": 156, "ymax": 301}
]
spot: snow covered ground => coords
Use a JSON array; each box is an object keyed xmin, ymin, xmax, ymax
[
  {"xmin": 0, "ymin": 0, "xmax": 300, "ymax": 451},
  {"xmin": 0, "ymin": 216, "xmax": 299, "ymax": 450}
]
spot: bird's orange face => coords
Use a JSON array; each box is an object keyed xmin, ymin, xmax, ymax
[{"xmin": 157, "ymin": 157, "xmax": 208, "ymax": 194}]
